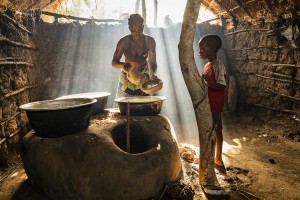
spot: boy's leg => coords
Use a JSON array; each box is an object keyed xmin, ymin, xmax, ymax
[
  {"xmin": 212, "ymin": 112, "xmax": 224, "ymax": 166},
  {"xmin": 215, "ymin": 131, "xmax": 224, "ymax": 166}
]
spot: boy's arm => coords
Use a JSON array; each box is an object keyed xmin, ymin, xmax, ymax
[{"xmin": 206, "ymin": 81, "xmax": 226, "ymax": 90}]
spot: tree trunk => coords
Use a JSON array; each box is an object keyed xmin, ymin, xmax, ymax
[{"xmin": 178, "ymin": 0, "xmax": 217, "ymax": 186}]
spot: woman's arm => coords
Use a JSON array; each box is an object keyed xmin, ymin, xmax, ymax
[
  {"xmin": 147, "ymin": 36, "xmax": 157, "ymax": 74},
  {"xmin": 112, "ymin": 38, "xmax": 131, "ymax": 70}
]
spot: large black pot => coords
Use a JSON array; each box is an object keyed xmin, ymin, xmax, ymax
[
  {"xmin": 114, "ymin": 96, "xmax": 166, "ymax": 116},
  {"xmin": 19, "ymin": 98, "xmax": 97, "ymax": 138},
  {"xmin": 56, "ymin": 92, "xmax": 110, "ymax": 115}
]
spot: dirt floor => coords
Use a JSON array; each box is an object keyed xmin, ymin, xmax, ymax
[{"xmin": 0, "ymin": 110, "xmax": 299, "ymax": 200}]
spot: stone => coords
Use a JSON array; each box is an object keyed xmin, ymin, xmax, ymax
[{"xmin": 21, "ymin": 114, "xmax": 182, "ymax": 200}]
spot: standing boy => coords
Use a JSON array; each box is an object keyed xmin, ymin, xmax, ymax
[{"xmin": 199, "ymin": 34, "xmax": 227, "ymax": 195}]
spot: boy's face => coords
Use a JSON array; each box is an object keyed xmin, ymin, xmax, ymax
[{"xmin": 199, "ymin": 42, "xmax": 212, "ymax": 59}]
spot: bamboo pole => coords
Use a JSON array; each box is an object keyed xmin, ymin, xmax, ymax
[
  {"xmin": 0, "ymin": 85, "xmax": 37, "ymax": 101},
  {"xmin": 0, "ymin": 35, "xmax": 36, "ymax": 50},
  {"xmin": 1, "ymin": 13, "xmax": 32, "ymax": 35},
  {"xmin": 224, "ymin": 29, "xmax": 269, "ymax": 36},
  {"xmin": 0, "ymin": 61, "xmax": 34, "ymax": 67}
]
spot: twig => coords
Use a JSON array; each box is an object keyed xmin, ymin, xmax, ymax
[
  {"xmin": 255, "ymin": 74, "xmax": 300, "ymax": 84},
  {"xmin": 0, "ymin": 162, "xmax": 22, "ymax": 183},
  {"xmin": 1, "ymin": 13, "xmax": 32, "ymax": 35},
  {"xmin": 224, "ymin": 28, "xmax": 269, "ymax": 36},
  {"xmin": 0, "ymin": 112, "xmax": 20, "ymax": 125},
  {"xmin": 271, "ymin": 63, "xmax": 300, "ymax": 68},
  {"xmin": 266, "ymin": 88, "xmax": 300, "ymax": 103},
  {"xmin": 0, "ymin": 61, "xmax": 34, "ymax": 67},
  {"xmin": 228, "ymin": 46, "xmax": 285, "ymax": 51},
  {"xmin": 158, "ymin": 184, "xmax": 168, "ymax": 200},
  {"xmin": 0, "ymin": 57, "xmax": 22, "ymax": 61},
  {"xmin": 252, "ymin": 104, "xmax": 294, "ymax": 113},
  {"xmin": 0, "ymin": 85, "xmax": 37, "ymax": 101},
  {"xmin": 0, "ymin": 35, "xmax": 36, "ymax": 50},
  {"xmin": 269, "ymin": 72, "xmax": 300, "ymax": 82}
]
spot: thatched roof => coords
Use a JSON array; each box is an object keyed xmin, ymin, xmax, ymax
[{"xmin": 0, "ymin": 0, "xmax": 299, "ymax": 24}]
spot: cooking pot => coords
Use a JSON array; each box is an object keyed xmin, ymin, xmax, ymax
[
  {"xmin": 56, "ymin": 92, "xmax": 110, "ymax": 115},
  {"xmin": 19, "ymin": 98, "xmax": 97, "ymax": 138},
  {"xmin": 114, "ymin": 96, "xmax": 166, "ymax": 116}
]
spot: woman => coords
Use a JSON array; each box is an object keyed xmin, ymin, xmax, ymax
[{"xmin": 112, "ymin": 14, "xmax": 157, "ymax": 97}]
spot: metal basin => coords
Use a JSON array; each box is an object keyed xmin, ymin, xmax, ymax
[
  {"xmin": 19, "ymin": 98, "xmax": 97, "ymax": 138},
  {"xmin": 56, "ymin": 92, "xmax": 111, "ymax": 115},
  {"xmin": 114, "ymin": 96, "xmax": 166, "ymax": 116}
]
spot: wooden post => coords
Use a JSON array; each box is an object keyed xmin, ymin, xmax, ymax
[
  {"xmin": 126, "ymin": 101, "xmax": 130, "ymax": 153},
  {"xmin": 154, "ymin": 0, "xmax": 158, "ymax": 26}
]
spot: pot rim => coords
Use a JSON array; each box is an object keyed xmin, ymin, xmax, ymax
[
  {"xmin": 56, "ymin": 92, "xmax": 111, "ymax": 100},
  {"xmin": 114, "ymin": 96, "xmax": 166, "ymax": 104},
  {"xmin": 19, "ymin": 98, "xmax": 97, "ymax": 111}
]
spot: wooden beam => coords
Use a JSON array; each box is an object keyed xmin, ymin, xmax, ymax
[
  {"xmin": 232, "ymin": 0, "xmax": 254, "ymax": 19},
  {"xmin": 39, "ymin": 11, "xmax": 124, "ymax": 23},
  {"xmin": 214, "ymin": 0, "xmax": 237, "ymax": 19}
]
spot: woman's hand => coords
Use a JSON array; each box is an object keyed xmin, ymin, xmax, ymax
[{"xmin": 123, "ymin": 63, "xmax": 131, "ymax": 72}]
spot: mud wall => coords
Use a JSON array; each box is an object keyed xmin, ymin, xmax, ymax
[
  {"xmin": 223, "ymin": 21, "xmax": 300, "ymax": 116},
  {"xmin": 0, "ymin": 12, "xmax": 39, "ymax": 167}
]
